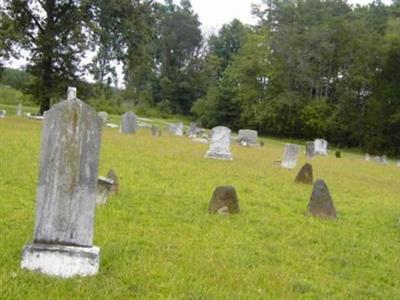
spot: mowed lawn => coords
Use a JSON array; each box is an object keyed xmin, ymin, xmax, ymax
[{"xmin": 0, "ymin": 116, "xmax": 399, "ymax": 299}]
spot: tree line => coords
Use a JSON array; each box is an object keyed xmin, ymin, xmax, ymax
[{"xmin": 1, "ymin": 0, "xmax": 399, "ymax": 155}]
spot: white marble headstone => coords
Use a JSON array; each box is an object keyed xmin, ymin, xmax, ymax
[
  {"xmin": 314, "ymin": 139, "xmax": 328, "ymax": 156},
  {"xmin": 16, "ymin": 103, "xmax": 22, "ymax": 116},
  {"xmin": 0, "ymin": 109, "xmax": 6, "ymax": 118},
  {"xmin": 365, "ymin": 153, "xmax": 370, "ymax": 161},
  {"xmin": 282, "ymin": 143, "xmax": 300, "ymax": 169},
  {"xmin": 67, "ymin": 87, "xmax": 77, "ymax": 100},
  {"xmin": 205, "ymin": 126, "xmax": 233, "ymax": 160},
  {"xmin": 238, "ymin": 129, "xmax": 258, "ymax": 145}
]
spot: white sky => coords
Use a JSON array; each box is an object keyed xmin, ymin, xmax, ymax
[{"xmin": 5, "ymin": 0, "xmax": 394, "ymax": 77}]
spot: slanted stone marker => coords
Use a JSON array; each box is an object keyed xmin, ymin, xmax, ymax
[
  {"xmin": 205, "ymin": 126, "xmax": 233, "ymax": 160},
  {"xmin": 107, "ymin": 169, "xmax": 119, "ymax": 195},
  {"xmin": 16, "ymin": 103, "xmax": 22, "ymax": 117},
  {"xmin": 98, "ymin": 111, "xmax": 108, "ymax": 124},
  {"xmin": 314, "ymin": 139, "xmax": 328, "ymax": 156},
  {"xmin": 0, "ymin": 110, "xmax": 6, "ymax": 118},
  {"xmin": 295, "ymin": 163, "xmax": 313, "ymax": 184},
  {"xmin": 281, "ymin": 143, "xmax": 300, "ymax": 169},
  {"xmin": 307, "ymin": 179, "xmax": 336, "ymax": 218},
  {"xmin": 238, "ymin": 129, "xmax": 258, "ymax": 145},
  {"xmin": 305, "ymin": 142, "xmax": 315, "ymax": 158},
  {"xmin": 21, "ymin": 87, "xmax": 102, "ymax": 278},
  {"xmin": 96, "ymin": 176, "xmax": 114, "ymax": 205},
  {"xmin": 120, "ymin": 111, "xmax": 138, "ymax": 134},
  {"xmin": 208, "ymin": 186, "xmax": 240, "ymax": 214}
]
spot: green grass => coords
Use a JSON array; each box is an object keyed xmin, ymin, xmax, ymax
[{"xmin": 0, "ymin": 116, "xmax": 399, "ymax": 299}]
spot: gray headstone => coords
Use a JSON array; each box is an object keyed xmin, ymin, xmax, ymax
[
  {"xmin": 205, "ymin": 126, "xmax": 233, "ymax": 160},
  {"xmin": 281, "ymin": 143, "xmax": 300, "ymax": 169},
  {"xmin": 208, "ymin": 186, "xmax": 240, "ymax": 214},
  {"xmin": 295, "ymin": 163, "xmax": 313, "ymax": 184},
  {"xmin": 314, "ymin": 139, "xmax": 328, "ymax": 156},
  {"xmin": 67, "ymin": 86, "xmax": 77, "ymax": 100},
  {"xmin": 96, "ymin": 176, "xmax": 114, "ymax": 205},
  {"xmin": 305, "ymin": 142, "xmax": 315, "ymax": 158},
  {"xmin": 176, "ymin": 123, "xmax": 184, "ymax": 136},
  {"xmin": 120, "ymin": 112, "xmax": 138, "ymax": 134},
  {"xmin": 238, "ymin": 129, "xmax": 258, "ymax": 145},
  {"xmin": 365, "ymin": 153, "xmax": 370, "ymax": 161},
  {"xmin": 106, "ymin": 169, "xmax": 119, "ymax": 194},
  {"xmin": 0, "ymin": 110, "xmax": 6, "ymax": 118},
  {"xmin": 21, "ymin": 90, "xmax": 102, "ymax": 278},
  {"xmin": 16, "ymin": 103, "xmax": 22, "ymax": 116},
  {"xmin": 188, "ymin": 123, "xmax": 197, "ymax": 137},
  {"xmin": 98, "ymin": 111, "xmax": 108, "ymax": 124},
  {"xmin": 307, "ymin": 179, "xmax": 336, "ymax": 218},
  {"xmin": 151, "ymin": 125, "xmax": 160, "ymax": 136}
]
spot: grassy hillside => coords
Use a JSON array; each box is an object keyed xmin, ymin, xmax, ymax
[{"xmin": 0, "ymin": 116, "xmax": 399, "ymax": 299}]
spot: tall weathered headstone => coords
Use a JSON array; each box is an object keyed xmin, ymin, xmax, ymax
[
  {"xmin": 176, "ymin": 122, "xmax": 184, "ymax": 136},
  {"xmin": 281, "ymin": 143, "xmax": 300, "ymax": 169},
  {"xmin": 16, "ymin": 103, "xmax": 22, "ymax": 117},
  {"xmin": 238, "ymin": 129, "xmax": 258, "ymax": 145},
  {"xmin": 295, "ymin": 163, "xmax": 313, "ymax": 184},
  {"xmin": 314, "ymin": 139, "xmax": 328, "ymax": 156},
  {"xmin": 305, "ymin": 142, "xmax": 315, "ymax": 158},
  {"xmin": 21, "ymin": 87, "xmax": 102, "ymax": 278},
  {"xmin": 307, "ymin": 179, "xmax": 336, "ymax": 218},
  {"xmin": 205, "ymin": 126, "xmax": 233, "ymax": 160},
  {"xmin": 208, "ymin": 186, "xmax": 240, "ymax": 214},
  {"xmin": 120, "ymin": 111, "xmax": 138, "ymax": 134},
  {"xmin": 0, "ymin": 109, "xmax": 6, "ymax": 118}
]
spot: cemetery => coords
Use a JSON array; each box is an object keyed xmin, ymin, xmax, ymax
[{"xmin": 0, "ymin": 96, "xmax": 399, "ymax": 299}]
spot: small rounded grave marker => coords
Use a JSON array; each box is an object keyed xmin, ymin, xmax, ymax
[
  {"xmin": 307, "ymin": 179, "xmax": 336, "ymax": 218},
  {"xmin": 208, "ymin": 186, "xmax": 240, "ymax": 214},
  {"xmin": 295, "ymin": 163, "xmax": 313, "ymax": 185}
]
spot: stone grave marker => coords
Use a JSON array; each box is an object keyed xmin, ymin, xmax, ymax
[
  {"xmin": 175, "ymin": 122, "xmax": 184, "ymax": 136},
  {"xmin": 307, "ymin": 179, "xmax": 336, "ymax": 218},
  {"xmin": 381, "ymin": 155, "xmax": 389, "ymax": 165},
  {"xmin": 205, "ymin": 126, "xmax": 233, "ymax": 160},
  {"xmin": 314, "ymin": 139, "xmax": 328, "ymax": 156},
  {"xmin": 120, "ymin": 111, "xmax": 138, "ymax": 134},
  {"xmin": 0, "ymin": 110, "xmax": 6, "ymax": 118},
  {"xmin": 305, "ymin": 142, "xmax": 315, "ymax": 158},
  {"xmin": 397, "ymin": 160, "xmax": 400, "ymax": 167},
  {"xmin": 16, "ymin": 103, "xmax": 22, "ymax": 116},
  {"xmin": 98, "ymin": 111, "xmax": 108, "ymax": 124},
  {"xmin": 20, "ymin": 87, "xmax": 102, "ymax": 278},
  {"xmin": 238, "ymin": 129, "xmax": 258, "ymax": 145},
  {"xmin": 151, "ymin": 125, "xmax": 161, "ymax": 136},
  {"xmin": 281, "ymin": 143, "xmax": 300, "ymax": 169},
  {"xmin": 96, "ymin": 176, "xmax": 114, "ymax": 205},
  {"xmin": 295, "ymin": 163, "xmax": 313, "ymax": 184},
  {"xmin": 365, "ymin": 153, "xmax": 370, "ymax": 161},
  {"xmin": 107, "ymin": 169, "xmax": 119, "ymax": 195},
  {"xmin": 208, "ymin": 186, "xmax": 240, "ymax": 214}
]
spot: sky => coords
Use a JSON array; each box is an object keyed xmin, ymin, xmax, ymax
[{"xmin": 5, "ymin": 0, "xmax": 394, "ymax": 74}]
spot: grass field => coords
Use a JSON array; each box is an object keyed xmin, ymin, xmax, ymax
[{"xmin": 0, "ymin": 114, "xmax": 399, "ymax": 299}]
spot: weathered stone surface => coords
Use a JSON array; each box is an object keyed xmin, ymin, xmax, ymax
[
  {"xmin": 381, "ymin": 155, "xmax": 389, "ymax": 165},
  {"xmin": 16, "ymin": 103, "xmax": 22, "ymax": 116},
  {"xmin": 397, "ymin": 160, "xmax": 400, "ymax": 167},
  {"xmin": 120, "ymin": 112, "xmax": 138, "ymax": 134},
  {"xmin": 176, "ymin": 123, "xmax": 184, "ymax": 136},
  {"xmin": 307, "ymin": 179, "xmax": 336, "ymax": 218},
  {"xmin": 151, "ymin": 125, "xmax": 160, "ymax": 136},
  {"xmin": 205, "ymin": 126, "xmax": 233, "ymax": 160},
  {"xmin": 238, "ymin": 129, "xmax": 258, "ymax": 145},
  {"xmin": 314, "ymin": 139, "xmax": 328, "ymax": 156},
  {"xmin": 0, "ymin": 109, "xmax": 6, "ymax": 118},
  {"xmin": 96, "ymin": 176, "xmax": 114, "ymax": 205},
  {"xmin": 208, "ymin": 186, "xmax": 240, "ymax": 214},
  {"xmin": 21, "ymin": 243, "xmax": 99, "ymax": 278},
  {"xmin": 33, "ymin": 98, "xmax": 102, "ymax": 247},
  {"xmin": 98, "ymin": 111, "xmax": 108, "ymax": 124},
  {"xmin": 295, "ymin": 163, "xmax": 313, "ymax": 184},
  {"xmin": 193, "ymin": 137, "xmax": 208, "ymax": 144},
  {"xmin": 106, "ymin": 169, "xmax": 119, "ymax": 194},
  {"xmin": 365, "ymin": 153, "xmax": 370, "ymax": 161},
  {"xmin": 281, "ymin": 143, "xmax": 300, "ymax": 169},
  {"xmin": 305, "ymin": 142, "xmax": 315, "ymax": 158}
]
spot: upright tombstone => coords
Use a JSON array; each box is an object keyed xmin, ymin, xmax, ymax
[
  {"xmin": 120, "ymin": 111, "xmax": 138, "ymax": 134},
  {"xmin": 281, "ymin": 143, "xmax": 300, "ymax": 169},
  {"xmin": 107, "ymin": 169, "xmax": 119, "ymax": 195},
  {"xmin": 188, "ymin": 123, "xmax": 197, "ymax": 137},
  {"xmin": 238, "ymin": 129, "xmax": 258, "ymax": 145},
  {"xmin": 365, "ymin": 153, "xmax": 370, "ymax": 161},
  {"xmin": 151, "ymin": 125, "xmax": 160, "ymax": 136},
  {"xmin": 21, "ymin": 87, "xmax": 102, "ymax": 278},
  {"xmin": 205, "ymin": 126, "xmax": 233, "ymax": 160},
  {"xmin": 295, "ymin": 163, "xmax": 313, "ymax": 184},
  {"xmin": 305, "ymin": 142, "xmax": 315, "ymax": 158},
  {"xmin": 307, "ymin": 179, "xmax": 336, "ymax": 218},
  {"xmin": 16, "ymin": 103, "xmax": 22, "ymax": 117},
  {"xmin": 381, "ymin": 155, "xmax": 389, "ymax": 165},
  {"xmin": 208, "ymin": 186, "xmax": 240, "ymax": 214},
  {"xmin": 98, "ymin": 111, "xmax": 108, "ymax": 124},
  {"xmin": 0, "ymin": 109, "xmax": 6, "ymax": 118},
  {"xmin": 175, "ymin": 122, "xmax": 184, "ymax": 136},
  {"xmin": 96, "ymin": 176, "xmax": 114, "ymax": 205},
  {"xmin": 314, "ymin": 139, "xmax": 328, "ymax": 156}
]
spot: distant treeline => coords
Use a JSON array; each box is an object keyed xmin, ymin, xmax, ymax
[{"xmin": 1, "ymin": 0, "xmax": 399, "ymax": 155}]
